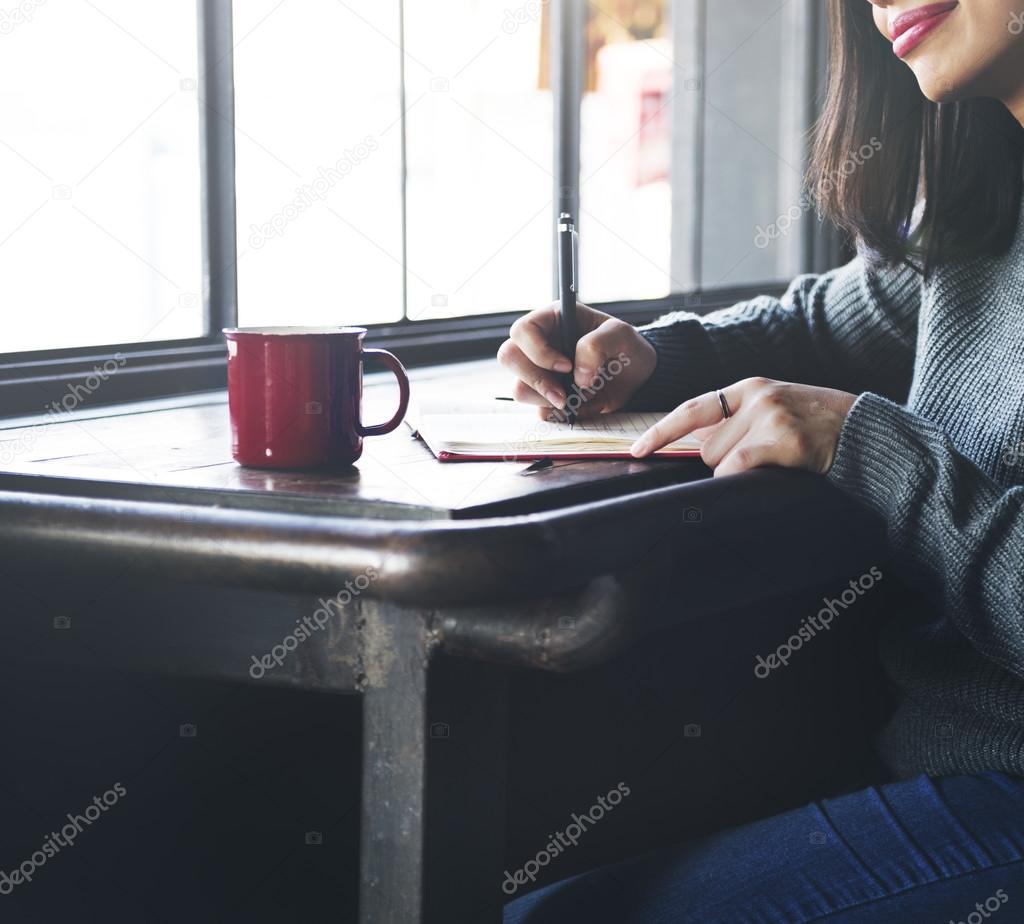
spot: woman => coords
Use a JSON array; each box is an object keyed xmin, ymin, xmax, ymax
[{"xmin": 499, "ymin": 1, "xmax": 1024, "ymax": 920}]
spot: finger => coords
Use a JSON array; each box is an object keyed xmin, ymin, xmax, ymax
[
  {"xmin": 509, "ymin": 305, "xmax": 573, "ymax": 373},
  {"xmin": 497, "ymin": 340, "xmax": 567, "ymax": 408},
  {"xmin": 630, "ymin": 383, "xmax": 745, "ymax": 457},
  {"xmin": 511, "ymin": 379, "xmax": 550, "ymax": 406},
  {"xmin": 714, "ymin": 439, "xmax": 775, "ymax": 478},
  {"xmin": 565, "ymin": 372, "xmax": 617, "ymax": 418},
  {"xmin": 540, "ymin": 396, "xmax": 608, "ymax": 422},
  {"xmin": 572, "ymin": 319, "xmax": 623, "ymax": 389},
  {"xmin": 515, "ymin": 379, "xmax": 606, "ymax": 416},
  {"xmin": 690, "ymin": 423, "xmax": 721, "ymax": 441},
  {"xmin": 699, "ymin": 411, "xmax": 753, "ymax": 469},
  {"xmin": 567, "ymin": 394, "xmax": 613, "ymax": 418}
]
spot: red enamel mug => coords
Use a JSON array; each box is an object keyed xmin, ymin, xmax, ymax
[{"xmin": 223, "ymin": 327, "xmax": 410, "ymax": 469}]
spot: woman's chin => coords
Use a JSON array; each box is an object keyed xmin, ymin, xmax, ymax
[{"xmin": 908, "ymin": 63, "xmax": 963, "ymax": 104}]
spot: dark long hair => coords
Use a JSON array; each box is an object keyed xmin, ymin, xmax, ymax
[{"xmin": 809, "ymin": 0, "xmax": 1024, "ymax": 274}]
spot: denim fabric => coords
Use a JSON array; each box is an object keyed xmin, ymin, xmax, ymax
[{"xmin": 504, "ymin": 772, "xmax": 1024, "ymax": 923}]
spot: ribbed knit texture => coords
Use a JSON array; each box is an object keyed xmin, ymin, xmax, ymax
[{"xmin": 629, "ymin": 207, "xmax": 1024, "ymax": 781}]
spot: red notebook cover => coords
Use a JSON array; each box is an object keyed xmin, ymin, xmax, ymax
[{"xmin": 433, "ymin": 448, "xmax": 701, "ymax": 462}]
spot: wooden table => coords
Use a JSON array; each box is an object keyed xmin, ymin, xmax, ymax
[
  {"xmin": 0, "ymin": 361, "xmax": 713, "ymax": 520},
  {"xmin": 0, "ymin": 360, "xmax": 881, "ymax": 922}
]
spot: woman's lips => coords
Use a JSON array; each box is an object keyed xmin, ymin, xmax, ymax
[{"xmin": 891, "ymin": 2, "xmax": 958, "ymax": 59}]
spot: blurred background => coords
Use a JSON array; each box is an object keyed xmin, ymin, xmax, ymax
[{"xmin": 1, "ymin": 0, "xmax": 810, "ymax": 352}]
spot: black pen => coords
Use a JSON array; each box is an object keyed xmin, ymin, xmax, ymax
[{"xmin": 557, "ymin": 211, "xmax": 579, "ymax": 429}]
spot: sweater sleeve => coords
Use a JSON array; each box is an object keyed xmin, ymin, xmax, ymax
[
  {"xmin": 628, "ymin": 255, "xmax": 922, "ymax": 410},
  {"xmin": 828, "ymin": 393, "xmax": 1024, "ymax": 679}
]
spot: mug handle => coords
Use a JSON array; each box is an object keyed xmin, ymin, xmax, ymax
[{"xmin": 357, "ymin": 348, "xmax": 411, "ymax": 437}]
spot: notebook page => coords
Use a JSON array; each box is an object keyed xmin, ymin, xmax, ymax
[
  {"xmin": 414, "ymin": 408, "xmax": 701, "ymax": 453},
  {"xmin": 406, "ymin": 398, "xmax": 532, "ymax": 434},
  {"xmin": 561, "ymin": 412, "xmax": 701, "ymax": 450}
]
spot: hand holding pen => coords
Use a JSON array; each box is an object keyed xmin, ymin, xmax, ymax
[{"xmin": 497, "ymin": 299, "xmax": 658, "ymax": 420}]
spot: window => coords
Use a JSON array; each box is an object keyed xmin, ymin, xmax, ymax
[
  {"xmin": 402, "ymin": 1, "xmax": 553, "ymax": 321},
  {"xmin": 579, "ymin": 0, "xmax": 811, "ymax": 303},
  {"xmin": 0, "ymin": 0, "xmax": 203, "ymax": 354},
  {"xmin": 578, "ymin": 0, "xmax": 675, "ymax": 302},
  {"xmin": 233, "ymin": 0, "xmax": 405, "ymax": 328},
  {"xmin": 0, "ymin": 0, "xmax": 829, "ymax": 416},
  {"xmin": 234, "ymin": 0, "xmax": 554, "ymax": 327},
  {"xmin": 234, "ymin": 0, "xmax": 817, "ymax": 324}
]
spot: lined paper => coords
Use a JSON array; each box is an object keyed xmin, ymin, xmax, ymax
[{"xmin": 409, "ymin": 400, "xmax": 701, "ymax": 457}]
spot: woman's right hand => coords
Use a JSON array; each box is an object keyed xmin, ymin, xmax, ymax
[{"xmin": 497, "ymin": 301, "xmax": 657, "ymax": 418}]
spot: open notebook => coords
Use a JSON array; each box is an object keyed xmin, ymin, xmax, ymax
[{"xmin": 408, "ymin": 399, "xmax": 702, "ymax": 462}]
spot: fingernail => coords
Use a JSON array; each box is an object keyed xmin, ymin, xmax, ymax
[
  {"xmin": 546, "ymin": 389, "xmax": 565, "ymax": 408},
  {"xmin": 553, "ymin": 359, "xmax": 572, "ymax": 373}
]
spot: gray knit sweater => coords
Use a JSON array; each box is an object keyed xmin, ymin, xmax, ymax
[{"xmin": 630, "ymin": 206, "xmax": 1024, "ymax": 781}]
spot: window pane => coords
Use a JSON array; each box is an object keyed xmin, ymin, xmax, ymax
[
  {"xmin": 403, "ymin": 0, "xmax": 552, "ymax": 320},
  {"xmin": 579, "ymin": 0, "xmax": 674, "ymax": 303},
  {"xmin": 579, "ymin": 0, "xmax": 805, "ymax": 303},
  {"xmin": 234, "ymin": 0, "xmax": 404, "ymax": 329},
  {"xmin": 0, "ymin": 1, "xmax": 203, "ymax": 354},
  {"xmin": 701, "ymin": 0, "xmax": 804, "ymax": 288}
]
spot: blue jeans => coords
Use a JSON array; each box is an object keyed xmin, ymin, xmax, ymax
[{"xmin": 504, "ymin": 772, "xmax": 1024, "ymax": 923}]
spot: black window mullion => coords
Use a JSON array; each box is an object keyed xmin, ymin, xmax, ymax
[{"xmin": 197, "ymin": 0, "xmax": 238, "ymax": 335}]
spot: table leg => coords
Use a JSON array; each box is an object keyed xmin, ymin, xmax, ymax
[{"xmin": 358, "ymin": 599, "xmax": 508, "ymax": 923}]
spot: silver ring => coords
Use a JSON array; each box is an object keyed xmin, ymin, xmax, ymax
[{"xmin": 716, "ymin": 389, "xmax": 732, "ymax": 420}]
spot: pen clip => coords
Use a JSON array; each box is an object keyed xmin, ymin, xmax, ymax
[
  {"xmin": 570, "ymin": 226, "xmax": 577, "ymax": 294},
  {"xmin": 558, "ymin": 213, "xmax": 577, "ymax": 294}
]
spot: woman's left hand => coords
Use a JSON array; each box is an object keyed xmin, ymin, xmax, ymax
[{"xmin": 629, "ymin": 377, "xmax": 857, "ymax": 477}]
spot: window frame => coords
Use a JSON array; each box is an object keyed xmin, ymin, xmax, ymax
[{"xmin": 0, "ymin": 0, "xmax": 833, "ymax": 419}]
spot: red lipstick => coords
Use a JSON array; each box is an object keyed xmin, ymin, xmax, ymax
[{"xmin": 890, "ymin": 2, "xmax": 958, "ymax": 59}]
